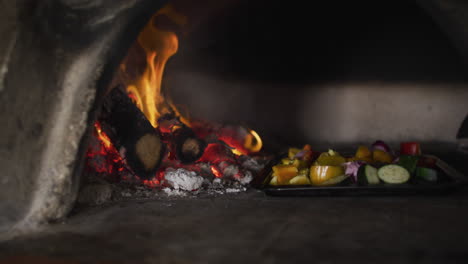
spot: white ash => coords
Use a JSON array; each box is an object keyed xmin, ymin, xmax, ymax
[
  {"xmin": 163, "ymin": 187, "xmax": 187, "ymax": 197},
  {"xmin": 226, "ymin": 187, "xmax": 246, "ymax": 193},
  {"xmin": 240, "ymin": 156, "xmax": 265, "ymax": 172},
  {"xmin": 221, "ymin": 164, "xmax": 239, "ymax": 178},
  {"xmin": 164, "ymin": 168, "xmax": 204, "ymax": 191},
  {"xmin": 235, "ymin": 171, "xmax": 253, "ymax": 185},
  {"xmin": 211, "ymin": 178, "xmax": 224, "ymax": 189}
]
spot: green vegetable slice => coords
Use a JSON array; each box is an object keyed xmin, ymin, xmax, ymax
[
  {"xmin": 415, "ymin": 167, "xmax": 438, "ymax": 182},
  {"xmin": 358, "ymin": 164, "xmax": 380, "ymax": 185},
  {"xmin": 377, "ymin": 164, "xmax": 410, "ymax": 184}
]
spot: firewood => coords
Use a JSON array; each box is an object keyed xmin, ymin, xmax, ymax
[
  {"xmin": 173, "ymin": 126, "xmax": 207, "ymax": 164},
  {"xmin": 99, "ymin": 85, "xmax": 165, "ymax": 179}
]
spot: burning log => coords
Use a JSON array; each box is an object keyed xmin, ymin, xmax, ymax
[
  {"xmin": 173, "ymin": 126, "xmax": 207, "ymax": 164},
  {"xmin": 99, "ymin": 86, "xmax": 165, "ymax": 179}
]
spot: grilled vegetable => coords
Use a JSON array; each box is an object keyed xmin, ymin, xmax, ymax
[
  {"xmin": 291, "ymin": 159, "xmax": 309, "ymax": 170},
  {"xmin": 397, "ymin": 155, "xmax": 419, "ymax": 174},
  {"xmin": 293, "ymin": 144, "xmax": 314, "ymax": 161},
  {"xmin": 344, "ymin": 161, "xmax": 364, "ymax": 182},
  {"xmin": 289, "ymin": 175, "xmax": 311, "ymax": 185},
  {"xmin": 348, "ymin": 156, "xmax": 373, "ymax": 163},
  {"xmin": 315, "ymin": 150, "xmax": 346, "ymax": 166},
  {"xmin": 377, "ymin": 164, "xmax": 410, "ymax": 184},
  {"xmin": 280, "ymin": 158, "xmax": 308, "ymax": 169},
  {"xmin": 372, "ymin": 140, "xmax": 391, "ymax": 153},
  {"xmin": 272, "ymin": 165, "xmax": 298, "ymax": 184},
  {"xmin": 357, "ymin": 164, "xmax": 380, "ymax": 185},
  {"xmin": 400, "ymin": 142, "xmax": 421, "ymax": 155},
  {"xmin": 415, "ymin": 167, "xmax": 438, "ymax": 182},
  {"xmin": 316, "ymin": 174, "xmax": 350, "ymax": 186},
  {"xmin": 355, "ymin": 145, "xmax": 372, "ymax": 159},
  {"xmin": 288, "ymin": 148, "xmax": 301, "ymax": 159},
  {"xmin": 372, "ymin": 149, "xmax": 393, "ymax": 163},
  {"xmin": 298, "ymin": 168, "xmax": 310, "ymax": 177},
  {"xmin": 269, "ymin": 176, "xmax": 279, "ymax": 185},
  {"xmin": 309, "ymin": 165, "xmax": 345, "ymax": 185}
]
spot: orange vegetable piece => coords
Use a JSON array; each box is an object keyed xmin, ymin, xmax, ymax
[
  {"xmin": 355, "ymin": 145, "xmax": 372, "ymax": 159},
  {"xmin": 272, "ymin": 165, "xmax": 298, "ymax": 184},
  {"xmin": 303, "ymin": 144, "xmax": 312, "ymax": 151},
  {"xmin": 302, "ymin": 144, "xmax": 314, "ymax": 161},
  {"xmin": 372, "ymin": 149, "xmax": 393, "ymax": 163}
]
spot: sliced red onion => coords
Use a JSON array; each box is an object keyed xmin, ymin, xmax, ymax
[
  {"xmin": 293, "ymin": 150, "xmax": 307, "ymax": 159},
  {"xmin": 371, "ymin": 140, "xmax": 391, "ymax": 153},
  {"xmin": 344, "ymin": 161, "xmax": 364, "ymax": 182}
]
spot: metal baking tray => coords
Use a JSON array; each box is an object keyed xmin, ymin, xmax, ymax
[{"xmin": 253, "ymin": 155, "xmax": 467, "ymax": 196}]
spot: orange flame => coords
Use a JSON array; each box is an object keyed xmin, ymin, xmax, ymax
[
  {"xmin": 127, "ymin": 5, "xmax": 187, "ymax": 127},
  {"xmin": 123, "ymin": 4, "xmax": 262, "ymax": 155}
]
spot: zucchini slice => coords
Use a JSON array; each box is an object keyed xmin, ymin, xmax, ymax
[
  {"xmin": 358, "ymin": 164, "xmax": 380, "ymax": 185},
  {"xmin": 377, "ymin": 164, "xmax": 410, "ymax": 184}
]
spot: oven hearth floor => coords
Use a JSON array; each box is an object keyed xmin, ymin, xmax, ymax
[{"xmin": 2, "ymin": 189, "xmax": 468, "ymax": 264}]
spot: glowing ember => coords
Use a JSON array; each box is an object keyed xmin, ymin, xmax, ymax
[
  {"xmin": 95, "ymin": 122, "xmax": 112, "ymax": 149},
  {"xmin": 210, "ymin": 165, "xmax": 222, "ymax": 178},
  {"xmin": 85, "ymin": 122, "xmax": 127, "ymax": 177}
]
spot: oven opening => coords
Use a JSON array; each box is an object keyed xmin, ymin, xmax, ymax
[
  {"xmin": 79, "ymin": 0, "xmax": 468, "ymax": 202},
  {"xmin": 1, "ymin": 0, "xmax": 468, "ymax": 262}
]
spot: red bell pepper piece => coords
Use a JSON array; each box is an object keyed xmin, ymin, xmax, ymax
[{"xmin": 400, "ymin": 142, "xmax": 421, "ymax": 155}]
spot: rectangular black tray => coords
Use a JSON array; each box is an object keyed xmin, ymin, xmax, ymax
[{"xmin": 253, "ymin": 155, "xmax": 467, "ymax": 196}]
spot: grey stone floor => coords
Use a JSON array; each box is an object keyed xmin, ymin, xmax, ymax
[{"xmin": 2, "ymin": 188, "xmax": 468, "ymax": 264}]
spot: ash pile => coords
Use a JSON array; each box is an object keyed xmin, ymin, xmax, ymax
[{"xmin": 78, "ymin": 155, "xmax": 268, "ymax": 206}]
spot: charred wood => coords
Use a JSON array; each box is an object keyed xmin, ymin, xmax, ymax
[{"xmin": 99, "ymin": 86, "xmax": 165, "ymax": 179}]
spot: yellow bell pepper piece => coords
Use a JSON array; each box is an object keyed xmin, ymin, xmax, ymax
[
  {"xmin": 315, "ymin": 151, "xmax": 346, "ymax": 166},
  {"xmin": 289, "ymin": 175, "xmax": 311, "ymax": 185},
  {"xmin": 269, "ymin": 176, "xmax": 279, "ymax": 185},
  {"xmin": 272, "ymin": 164, "xmax": 298, "ymax": 184},
  {"xmin": 309, "ymin": 165, "xmax": 345, "ymax": 185}
]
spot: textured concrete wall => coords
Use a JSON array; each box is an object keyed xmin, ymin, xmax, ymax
[
  {"xmin": 0, "ymin": 0, "xmax": 168, "ymax": 239},
  {"xmin": 0, "ymin": 0, "xmax": 17, "ymax": 92}
]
